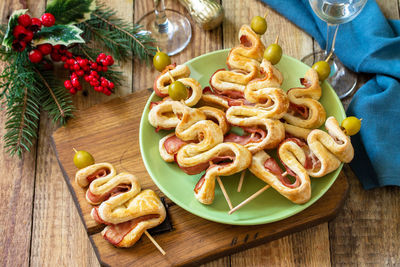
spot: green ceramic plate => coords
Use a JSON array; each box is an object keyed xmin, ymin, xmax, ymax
[{"xmin": 139, "ymin": 49, "xmax": 345, "ymax": 225}]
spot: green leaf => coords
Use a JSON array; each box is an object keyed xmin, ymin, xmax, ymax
[
  {"xmin": 1, "ymin": 9, "xmax": 28, "ymax": 48},
  {"xmin": 33, "ymin": 25, "xmax": 85, "ymax": 46},
  {"xmin": 45, "ymin": 0, "xmax": 96, "ymax": 25}
]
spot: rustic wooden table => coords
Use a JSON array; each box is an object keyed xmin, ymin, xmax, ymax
[{"xmin": 1, "ymin": 0, "xmax": 399, "ymax": 266}]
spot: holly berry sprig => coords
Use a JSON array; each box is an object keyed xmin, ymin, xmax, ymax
[
  {"xmin": 12, "ymin": 13, "xmax": 55, "ymax": 52},
  {"xmin": 12, "ymin": 12, "xmax": 116, "ymax": 96}
]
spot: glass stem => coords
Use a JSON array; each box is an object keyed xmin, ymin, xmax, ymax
[
  {"xmin": 325, "ymin": 23, "xmax": 339, "ymax": 56},
  {"xmin": 154, "ymin": 0, "xmax": 167, "ymax": 26}
]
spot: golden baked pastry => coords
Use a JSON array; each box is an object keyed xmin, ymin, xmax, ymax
[
  {"xmin": 153, "ymin": 63, "xmax": 202, "ymax": 107},
  {"xmin": 249, "ymin": 117, "xmax": 354, "ymax": 204},
  {"xmin": 76, "ymin": 166, "xmax": 166, "ymax": 248},
  {"xmin": 208, "ymin": 25, "xmax": 264, "ymax": 97},
  {"xmin": 283, "ymin": 68, "xmax": 326, "ymax": 129},
  {"xmin": 224, "ymin": 112, "xmax": 285, "ymax": 153}
]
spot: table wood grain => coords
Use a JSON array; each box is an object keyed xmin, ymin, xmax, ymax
[{"xmin": 1, "ymin": 0, "xmax": 399, "ymax": 266}]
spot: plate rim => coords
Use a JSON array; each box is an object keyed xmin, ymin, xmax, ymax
[{"xmin": 139, "ymin": 48, "xmax": 345, "ymax": 225}]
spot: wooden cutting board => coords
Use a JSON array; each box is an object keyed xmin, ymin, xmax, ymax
[{"xmin": 52, "ymin": 89, "xmax": 349, "ymax": 267}]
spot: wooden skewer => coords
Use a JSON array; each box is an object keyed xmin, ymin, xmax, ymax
[
  {"xmin": 144, "ymin": 230, "xmax": 166, "ymax": 255},
  {"xmin": 275, "ymin": 35, "xmax": 279, "ymax": 44},
  {"xmin": 281, "ymin": 171, "xmax": 288, "ymax": 176},
  {"xmin": 325, "ymin": 51, "xmax": 333, "ymax": 62},
  {"xmin": 229, "ymin": 184, "xmax": 271, "ymax": 215},
  {"xmin": 73, "ymin": 148, "xmax": 78, "ymax": 153},
  {"xmin": 237, "ymin": 170, "xmax": 246, "ymax": 192},
  {"xmin": 167, "ymin": 70, "xmax": 175, "ymax": 83},
  {"xmin": 263, "ymin": 11, "xmax": 268, "ymax": 19},
  {"xmin": 217, "ymin": 176, "xmax": 233, "ymax": 210}
]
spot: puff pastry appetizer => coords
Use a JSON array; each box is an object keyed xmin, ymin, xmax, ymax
[
  {"xmin": 283, "ymin": 68, "xmax": 326, "ymax": 129},
  {"xmin": 76, "ymin": 164, "xmax": 166, "ymax": 248}
]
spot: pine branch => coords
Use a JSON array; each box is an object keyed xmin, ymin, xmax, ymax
[
  {"xmin": 35, "ymin": 68, "xmax": 74, "ymax": 125},
  {"xmin": 76, "ymin": 4, "xmax": 156, "ymax": 62},
  {"xmin": 1, "ymin": 52, "xmax": 41, "ymax": 156}
]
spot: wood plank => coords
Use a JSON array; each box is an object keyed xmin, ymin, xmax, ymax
[
  {"xmin": 221, "ymin": 1, "xmax": 331, "ymax": 266},
  {"xmin": 30, "ymin": 0, "xmax": 134, "ymax": 265},
  {"xmin": 0, "ymin": 1, "xmax": 38, "ymax": 266}
]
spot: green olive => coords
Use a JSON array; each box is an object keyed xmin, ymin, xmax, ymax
[
  {"xmin": 168, "ymin": 81, "xmax": 188, "ymax": 101},
  {"xmin": 251, "ymin": 16, "xmax": 267, "ymax": 35},
  {"xmin": 153, "ymin": 51, "xmax": 171, "ymax": 72},
  {"xmin": 73, "ymin": 150, "xmax": 95, "ymax": 169},
  {"xmin": 341, "ymin": 116, "xmax": 361, "ymax": 136},
  {"xmin": 312, "ymin": 61, "xmax": 331, "ymax": 81},
  {"xmin": 263, "ymin": 43, "xmax": 282, "ymax": 65}
]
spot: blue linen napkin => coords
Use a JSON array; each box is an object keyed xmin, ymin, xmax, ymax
[{"xmin": 260, "ymin": 0, "xmax": 400, "ymax": 189}]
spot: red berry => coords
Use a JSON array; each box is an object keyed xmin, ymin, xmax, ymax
[
  {"xmin": 105, "ymin": 55, "xmax": 114, "ymax": 66},
  {"xmin": 90, "ymin": 63, "xmax": 98, "ymax": 69},
  {"xmin": 76, "ymin": 70, "xmax": 85, "ymax": 76},
  {"xmin": 66, "ymin": 59, "xmax": 74, "ymax": 65},
  {"xmin": 71, "ymin": 78, "xmax": 80, "ymax": 87},
  {"xmin": 18, "ymin": 14, "xmax": 32, "ymax": 27},
  {"xmin": 63, "ymin": 63, "xmax": 68, "ymax": 69},
  {"xmin": 29, "ymin": 50, "xmax": 43, "ymax": 63},
  {"xmin": 37, "ymin": 44, "xmax": 52, "ymax": 55},
  {"xmin": 71, "ymin": 72, "xmax": 78, "ymax": 79},
  {"xmin": 64, "ymin": 80, "xmax": 72, "ymax": 89},
  {"xmin": 41, "ymin": 13, "xmax": 55, "ymax": 27},
  {"xmin": 28, "ymin": 18, "xmax": 42, "ymax": 32},
  {"xmin": 76, "ymin": 84, "xmax": 82, "ymax": 91},
  {"xmin": 109, "ymin": 82, "xmax": 115, "ymax": 89},
  {"xmin": 101, "ymin": 80, "xmax": 108, "ymax": 87},
  {"xmin": 70, "ymin": 88, "xmax": 77, "ymax": 94},
  {"xmin": 102, "ymin": 66, "xmax": 108, "ymax": 72},
  {"xmin": 104, "ymin": 89, "xmax": 112, "ymax": 96},
  {"xmin": 65, "ymin": 51, "xmax": 73, "ymax": 58},
  {"xmin": 12, "ymin": 40, "xmax": 26, "ymax": 52},
  {"xmin": 90, "ymin": 71, "xmax": 98, "ymax": 77},
  {"xmin": 93, "ymin": 86, "xmax": 101, "ymax": 92},
  {"xmin": 51, "ymin": 51, "xmax": 62, "ymax": 61},
  {"xmin": 73, "ymin": 64, "xmax": 80, "ymax": 71},
  {"xmin": 84, "ymin": 75, "xmax": 90, "ymax": 82},
  {"xmin": 13, "ymin": 25, "xmax": 27, "ymax": 40},
  {"xmin": 98, "ymin": 53, "xmax": 106, "ymax": 60},
  {"xmin": 83, "ymin": 65, "xmax": 90, "ymax": 71},
  {"xmin": 53, "ymin": 44, "xmax": 61, "ymax": 51},
  {"xmin": 93, "ymin": 80, "xmax": 100, "ymax": 86},
  {"xmin": 61, "ymin": 56, "xmax": 67, "ymax": 62}
]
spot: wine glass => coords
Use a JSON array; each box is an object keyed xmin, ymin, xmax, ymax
[
  {"xmin": 138, "ymin": 0, "xmax": 192, "ymax": 56},
  {"xmin": 302, "ymin": 0, "xmax": 367, "ymax": 99}
]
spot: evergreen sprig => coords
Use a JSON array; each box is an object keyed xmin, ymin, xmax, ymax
[
  {"xmin": 1, "ymin": 52, "xmax": 41, "ymax": 156},
  {"xmin": 77, "ymin": 4, "xmax": 156, "ymax": 62}
]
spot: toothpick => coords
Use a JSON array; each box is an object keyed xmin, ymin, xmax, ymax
[
  {"xmin": 275, "ymin": 35, "xmax": 279, "ymax": 44},
  {"xmin": 167, "ymin": 70, "xmax": 175, "ymax": 83},
  {"xmin": 281, "ymin": 171, "xmax": 288, "ymax": 176},
  {"xmin": 157, "ymin": 46, "xmax": 160, "ymax": 53},
  {"xmin": 237, "ymin": 170, "xmax": 246, "ymax": 192},
  {"xmin": 325, "ymin": 51, "xmax": 333, "ymax": 62},
  {"xmin": 229, "ymin": 184, "xmax": 270, "ymax": 215},
  {"xmin": 144, "ymin": 230, "xmax": 166, "ymax": 255},
  {"xmin": 217, "ymin": 176, "xmax": 233, "ymax": 210},
  {"xmin": 263, "ymin": 11, "xmax": 268, "ymax": 19},
  {"xmin": 73, "ymin": 148, "xmax": 78, "ymax": 153}
]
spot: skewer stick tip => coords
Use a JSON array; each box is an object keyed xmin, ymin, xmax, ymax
[
  {"xmin": 73, "ymin": 148, "xmax": 78, "ymax": 153},
  {"xmin": 325, "ymin": 51, "xmax": 333, "ymax": 62},
  {"xmin": 156, "ymin": 46, "xmax": 160, "ymax": 53},
  {"xmin": 217, "ymin": 176, "xmax": 233, "ymax": 210},
  {"xmin": 229, "ymin": 184, "xmax": 270, "ymax": 215},
  {"xmin": 275, "ymin": 35, "xmax": 279, "ymax": 44},
  {"xmin": 237, "ymin": 170, "xmax": 246, "ymax": 192},
  {"xmin": 263, "ymin": 11, "xmax": 268, "ymax": 19},
  {"xmin": 167, "ymin": 70, "xmax": 175, "ymax": 83},
  {"xmin": 144, "ymin": 230, "xmax": 166, "ymax": 255}
]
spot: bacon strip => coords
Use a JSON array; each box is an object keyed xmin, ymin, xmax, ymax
[
  {"xmin": 203, "ymin": 86, "xmax": 254, "ymax": 107},
  {"xmin": 175, "ymin": 154, "xmax": 235, "ymax": 175},
  {"xmin": 288, "ymin": 102, "xmax": 309, "ymax": 119},
  {"xmin": 264, "ymin": 158, "xmax": 300, "ymax": 188},
  {"xmin": 87, "ymin": 168, "xmax": 110, "ymax": 183},
  {"xmin": 87, "ymin": 184, "xmax": 131, "ymax": 204},
  {"xmin": 224, "ymin": 126, "xmax": 266, "ymax": 145},
  {"xmin": 163, "ymin": 135, "xmax": 188, "ymax": 155},
  {"xmin": 103, "ymin": 214, "xmax": 160, "ymax": 246}
]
